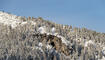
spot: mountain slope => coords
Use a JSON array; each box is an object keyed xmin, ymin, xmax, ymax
[{"xmin": 0, "ymin": 11, "xmax": 105, "ymax": 60}]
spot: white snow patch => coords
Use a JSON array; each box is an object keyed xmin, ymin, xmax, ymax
[
  {"xmin": 85, "ymin": 40, "xmax": 95, "ymax": 47},
  {"xmin": 44, "ymin": 32, "xmax": 69, "ymax": 45},
  {"xmin": 0, "ymin": 11, "xmax": 36, "ymax": 28},
  {"xmin": 57, "ymin": 35, "xmax": 69, "ymax": 45},
  {"xmin": 51, "ymin": 27, "xmax": 56, "ymax": 34},
  {"xmin": 46, "ymin": 44, "xmax": 52, "ymax": 49},
  {"xmin": 38, "ymin": 42, "xmax": 43, "ymax": 47},
  {"xmin": 54, "ymin": 33, "xmax": 59, "ymax": 36},
  {"xmin": 0, "ymin": 11, "xmax": 21, "ymax": 28},
  {"xmin": 21, "ymin": 21, "xmax": 27, "ymax": 25},
  {"xmin": 38, "ymin": 26, "xmax": 46, "ymax": 34},
  {"xmin": 46, "ymin": 33, "xmax": 51, "ymax": 35},
  {"xmin": 36, "ymin": 47, "xmax": 43, "ymax": 52},
  {"xmin": 35, "ymin": 42, "xmax": 43, "ymax": 52},
  {"xmin": 30, "ymin": 21, "xmax": 36, "ymax": 26}
]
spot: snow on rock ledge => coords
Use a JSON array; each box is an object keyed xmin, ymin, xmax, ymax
[
  {"xmin": 57, "ymin": 35, "xmax": 69, "ymax": 45},
  {"xmin": 38, "ymin": 26, "xmax": 69, "ymax": 45}
]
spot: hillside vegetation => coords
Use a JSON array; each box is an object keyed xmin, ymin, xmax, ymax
[{"xmin": 0, "ymin": 11, "xmax": 105, "ymax": 60}]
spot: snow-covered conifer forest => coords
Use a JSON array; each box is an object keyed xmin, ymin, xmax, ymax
[{"xmin": 0, "ymin": 11, "xmax": 105, "ymax": 60}]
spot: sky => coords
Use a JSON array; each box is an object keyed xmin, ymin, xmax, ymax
[{"xmin": 0, "ymin": 0, "xmax": 105, "ymax": 33}]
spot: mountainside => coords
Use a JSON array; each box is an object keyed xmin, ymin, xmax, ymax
[{"xmin": 0, "ymin": 11, "xmax": 105, "ymax": 60}]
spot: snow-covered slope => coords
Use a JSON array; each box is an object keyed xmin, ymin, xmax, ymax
[
  {"xmin": 0, "ymin": 11, "xmax": 105, "ymax": 60},
  {"xmin": 0, "ymin": 11, "xmax": 36, "ymax": 28},
  {"xmin": 0, "ymin": 11, "xmax": 22, "ymax": 28}
]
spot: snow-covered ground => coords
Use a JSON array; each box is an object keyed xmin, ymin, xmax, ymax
[
  {"xmin": 0, "ymin": 11, "xmax": 21, "ymax": 28},
  {"xmin": 0, "ymin": 11, "xmax": 105, "ymax": 60},
  {"xmin": 0, "ymin": 11, "xmax": 36, "ymax": 28}
]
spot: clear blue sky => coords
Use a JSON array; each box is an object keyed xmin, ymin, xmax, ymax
[{"xmin": 0, "ymin": 0, "xmax": 105, "ymax": 33}]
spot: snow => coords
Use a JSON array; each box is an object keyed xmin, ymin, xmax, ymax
[
  {"xmin": 21, "ymin": 21, "xmax": 27, "ymax": 25},
  {"xmin": 30, "ymin": 21, "xmax": 36, "ymax": 26},
  {"xmin": 38, "ymin": 26, "xmax": 69, "ymax": 45},
  {"xmin": 0, "ymin": 11, "xmax": 21, "ymax": 28},
  {"xmin": 0, "ymin": 11, "xmax": 69, "ymax": 46},
  {"xmin": 51, "ymin": 27, "xmax": 56, "ymax": 34},
  {"xmin": 84, "ymin": 40, "xmax": 95, "ymax": 47},
  {"xmin": 0, "ymin": 11, "xmax": 36, "ymax": 28},
  {"xmin": 38, "ymin": 26, "xmax": 46, "ymax": 34},
  {"xmin": 0, "ymin": 11, "xmax": 69, "ymax": 47},
  {"xmin": 53, "ymin": 33, "xmax": 59, "ymax": 36},
  {"xmin": 57, "ymin": 35, "xmax": 69, "ymax": 45},
  {"xmin": 38, "ymin": 42, "xmax": 43, "ymax": 47},
  {"xmin": 46, "ymin": 44, "xmax": 52, "ymax": 49},
  {"xmin": 35, "ymin": 42, "xmax": 43, "ymax": 52},
  {"xmin": 36, "ymin": 46, "xmax": 43, "ymax": 52}
]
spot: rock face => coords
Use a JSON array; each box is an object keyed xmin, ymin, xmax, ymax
[
  {"xmin": 0, "ymin": 11, "xmax": 105, "ymax": 60},
  {"xmin": 33, "ymin": 33, "xmax": 70, "ymax": 56}
]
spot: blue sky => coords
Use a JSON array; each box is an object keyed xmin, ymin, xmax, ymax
[{"xmin": 0, "ymin": 0, "xmax": 105, "ymax": 33}]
